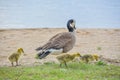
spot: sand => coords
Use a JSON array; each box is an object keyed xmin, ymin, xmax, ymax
[{"xmin": 0, "ymin": 28, "xmax": 120, "ymax": 66}]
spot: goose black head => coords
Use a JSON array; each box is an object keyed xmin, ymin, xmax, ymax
[{"xmin": 67, "ymin": 19, "xmax": 76, "ymax": 32}]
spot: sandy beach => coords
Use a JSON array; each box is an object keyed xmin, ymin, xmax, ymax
[{"xmin": 0, "ymin": 28, "xmax": 120, "ymax": 66}]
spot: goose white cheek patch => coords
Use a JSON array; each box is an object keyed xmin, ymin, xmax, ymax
[{"xmin": 49, "ymin": 48, "xmax": 63, "ymax": 55}]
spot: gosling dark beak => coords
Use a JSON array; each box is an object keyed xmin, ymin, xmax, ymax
[
  {"xmin": 37, "ymin": 51, "xmax": 51, "ymax": 59},
  {"xmin": 22, "ymin": 51, "xmax": 26, "ymax": 56}
]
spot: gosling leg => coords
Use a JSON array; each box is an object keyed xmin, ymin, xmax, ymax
[
  {"xmin": 64, "ymin": 62, "xmax": 68, "ymax": 68},
  {"xmin": 11, "ymin": 62, "xmax": 14, "ymax": 67},
  {"xmin": 60, "ymin": 63, "xmax": 62, "ymax": 67},
  {"xmin": 16, "ymin": 60, "xmax": 19, "ymax": 66},
  {"xmin": 96, "ymin": 58, "xmax": 98, "ymax": 61},
  {"xmin": 86, "ymin": 58, "xmax": 89, "ymax": 63}
]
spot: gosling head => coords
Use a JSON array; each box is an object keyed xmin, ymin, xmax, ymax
[
  {"xmin": 17, "ymin": 48, "xmax": 24, "ymax": 54},
  {"xmin": 67, "ymin": 19, "xmax": 76, "ymax": 32},
  {"xmin": 92, "ymin": 54, "xmax": 99, "ymax": 61}
]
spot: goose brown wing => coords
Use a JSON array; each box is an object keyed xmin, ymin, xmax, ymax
[
  {"xmin": 49, "ymin": 32, "xmax": 73, "ymax": 49},
  {"xmin": 36, "ymin": 32, "xmax": 73, "ymax": 51}
]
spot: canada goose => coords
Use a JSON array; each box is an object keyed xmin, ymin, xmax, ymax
[
  {"xmin": 56, "ymin": 52, "xmax": 81, "ymax": 67},
  {"xmin": 80, "ymin": 54, "xmax": 99, "ymax": 63},
  {"xmin": 36, "ymin": 19, "xmax": 76, "ymax": 59},
  {"xmin": 8, "ymin": 48, "xmax": 24, "ymax": 66}
]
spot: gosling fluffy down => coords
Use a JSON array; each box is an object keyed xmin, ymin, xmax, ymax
[
  {"xmin": 80, "ymin": 54, "xmax": 99, "ymax": 63},
  {"xmin": 8, "ymin": 48, "xmax": 24, "ymax": 66},
  {"xmin": 56, "ymin": 52, "xmax": 81, "ymax": 67}
]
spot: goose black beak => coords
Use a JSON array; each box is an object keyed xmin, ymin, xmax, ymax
[{"xmin": 37, "ymin": 51, "xmax": 51, "ymax": 59}]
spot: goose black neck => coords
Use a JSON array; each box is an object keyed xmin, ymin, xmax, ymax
[
  {"xmin": 67, "ymin": 19, "xmax": 75, "ymax": 32},
  {"xmin": 67, "ymin": 26, "xmax": 74, "ymax": 32}
]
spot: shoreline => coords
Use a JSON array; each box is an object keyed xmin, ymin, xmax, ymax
[{"xmin": 0, "ymin": 27, "xmax": 120, "ymax": 30}]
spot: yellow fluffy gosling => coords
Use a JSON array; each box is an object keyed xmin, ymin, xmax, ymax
[
  {"xmin": 92, "ymin": 54, "xmax": 99, "ymax": 61},
  {"xmin": 56, "ymin": 52, "xmax": 81, "ymax": 68},
  {"xmin": 80, "ymin": 54, "xmax": 99, "ymax": 63},
  {"xmin": 8, "ymin": 48, "xmax": 24, "ymax": 66}
]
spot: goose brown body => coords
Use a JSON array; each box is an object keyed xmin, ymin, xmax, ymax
[{"xmin": 38, "ymin": 32, "xmax": 76, "ymax": 53}]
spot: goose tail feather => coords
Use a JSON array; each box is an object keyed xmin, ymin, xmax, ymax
[
  {"xmin": 35, "ymin": 47, "xmax": 42, "ymax": 51},
  {"xmin": 37, "ymin": 51, "xmax": 51, "ymax": 59}
]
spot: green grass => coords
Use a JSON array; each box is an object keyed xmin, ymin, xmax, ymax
[
  {"xmin": 96, "ymin": 61, "xmax": 107, "ymax": 66},
  {"xmin": 0, "ymin": 62, "xmax": 120, "ymax": 80}
]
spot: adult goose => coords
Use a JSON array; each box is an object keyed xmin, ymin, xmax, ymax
[{"xmin": 36, "ymin": 19, "xmax": 76, "ymax": 59}]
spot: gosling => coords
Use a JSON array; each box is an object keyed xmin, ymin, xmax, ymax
[
  {"xmin": 56, "ymin": 53, "xmax": 81, "ymax": 68},
  {"xmin": 80, "ymin": 54, "xmax": 99, "ymax": 63},
  {"xmin": 92, "ymin": 54, "xmax": 99, "ymax": 61},
  {"xmin": 8, "ymin": 48, "xmax": 24, "ymax": 66}
]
